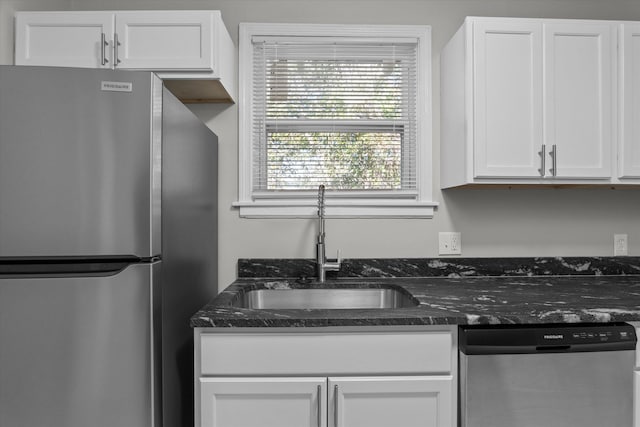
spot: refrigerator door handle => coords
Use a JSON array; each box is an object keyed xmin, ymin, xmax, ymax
[{"xmin": 0, "ymin": 256, "xmax": 143, "ymax": 277}]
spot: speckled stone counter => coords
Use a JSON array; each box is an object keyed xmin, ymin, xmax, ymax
[{"xmin": 191, "ymin": 257, "xmax": 640, "ymax": 328}]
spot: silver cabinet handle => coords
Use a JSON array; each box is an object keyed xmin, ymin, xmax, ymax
[
  {"xmin": 549, "ymin": 144, "xmax": 557, "ymax": 177},
  {"xmin": 100, "ymin": 33, "xmax": 109, "ymax": 65},
  {"xmin": 334, "ymin": 384, "xmax": 339, "ymax": 427},
  {"xmin": 538, "ymin": 144, "xmax": 546, "ymax": 177},
  {"xmin": 317, "ymin": 385, "xmax": 322, "ymax": 427},
  {"xmin": 114, "ymin": 33, "xmax": 121, "ymax": 66}
]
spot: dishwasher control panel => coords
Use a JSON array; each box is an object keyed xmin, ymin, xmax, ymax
[
  {"xmin": 459, "ymin": 323, "xmax": 637, "ymax": 354},
  {"xmin": 565, "ymin": 328, "xmax": 634, "ymax": 344}
]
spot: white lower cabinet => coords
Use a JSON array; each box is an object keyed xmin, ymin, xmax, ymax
[
  {"xmin": 199, "ymin": 376, "xmax": 452, "ymax": 427},
  {"xmin": 195, "ymin": 328, "xmax": 456, "ymax": 427},
  {"xmin": 632, "ymin": 322, "xmax": 640, "ymax": 427},
  {"xmin": 200, "ymin": 377, "xmax": 326, "ymax": 427},
  {"xmin": 635, "ymin": 371, "xmax": 640, "ymax": 427},
  {"xmin": 330, "ymin": 376, "xmax": 452, "ymax": 427}
]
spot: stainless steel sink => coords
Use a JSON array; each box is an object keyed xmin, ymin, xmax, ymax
[{"xmin": 234, "ymin": 287, "xmax": 419, "ymax": 310}]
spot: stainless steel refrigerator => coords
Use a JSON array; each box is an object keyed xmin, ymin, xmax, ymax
[{"xmin": 0, "ymin": 65, "xmax": 218, "ymax": 427}]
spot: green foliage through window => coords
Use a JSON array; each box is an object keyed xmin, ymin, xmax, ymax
[{"xmin": 267, "ymin": 131, "xmax": 402, "ymax": 190}]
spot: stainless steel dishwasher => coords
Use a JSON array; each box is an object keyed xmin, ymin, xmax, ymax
[{"xmin": 459, "ymin": 323, "xmax": 637, "ymax": 427}]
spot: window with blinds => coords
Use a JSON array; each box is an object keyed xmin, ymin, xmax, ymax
[
  {"xmin": 253, "ymin": 37, "xmax": 418, "ymax": 193},
  {"xmin": 237, "ymin": 24, "xmax": 435, "ymax": 218}
]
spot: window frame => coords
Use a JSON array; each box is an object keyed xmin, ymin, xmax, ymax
[{"xmin": 235, "ymin": 23, "xmax": 437, "ymax": 218}]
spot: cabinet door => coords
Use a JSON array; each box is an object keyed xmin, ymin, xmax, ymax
[
  {"xmin": 15, "ymin": 12, "xmax": 114, "ymax": 69},
  {"xmin": 620, "ymin": 24, "xmax": 640, "ymax": 178},
  {"xmin": 329, "ymin": 376, "xmax": 453, "ymax": 427},
  {"xmin": 473, "ymin": 20, "xmax": 544, "ymax": 178},
  {"xmin": 115, "ymin": 11, "xmax": 213, "ymax": 71},
  {"xmin": 544, "ymin": 22, "xmax": 614, "ymax": 178},
  {"xmin": 200, "ymin": 377, "xmax": 326, "ymax": 427},
  {"xmin": 636, "ymin": 371, "xmax": 640, "ymax": 427}
]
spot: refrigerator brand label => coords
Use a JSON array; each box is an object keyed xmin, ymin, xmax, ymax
[{"xmin": 101, "ymin": 81, "xmax": 133, "ymax": 92}]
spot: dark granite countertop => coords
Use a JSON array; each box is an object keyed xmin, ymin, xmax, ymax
[{"xmin": 191, "ymin": 257, "xmax": 640, "ymax": 328}]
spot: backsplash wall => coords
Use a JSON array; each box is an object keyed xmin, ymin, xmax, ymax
[{"xmin": 2, "ymin": 0, "xmax": 640, "ymax": 290}]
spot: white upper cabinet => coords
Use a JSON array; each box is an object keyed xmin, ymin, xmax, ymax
[
  {"xmin": 14, "ymin": 11, "xmax": 236, "ymax": 103},
  {"xmin": 114, "ymin": 11, "xmax": 213, "ymax": 71},
  {"xmin": 543, "ymin": 22, "xmax": 614, "ymax": 179},
  {"xmin": 619, "ymin": 23, "xmax": 640, "ymax": 178},
  {"xmin": 15, "ymin": 12, "xmax": 114, "ymax": 69},
  {"xmin": 441, "ymin": 17, "xmax": 618, "ymax": 188},
  {"xmin": 472, "ymin": 20, "xmax": 543, "ymax": 178}
]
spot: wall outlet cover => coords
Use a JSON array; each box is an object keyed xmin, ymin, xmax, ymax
[
  {"xmin": 439, "ymin": 232, "xmax": 462, "ymax": 255},
  {"xmin": 614, "ymin": 234, "xmax": 628, "ymax": 256}
]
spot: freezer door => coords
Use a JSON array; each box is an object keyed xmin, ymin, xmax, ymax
[
  {"xmin": 0, "ymin": 262, "xmax": 161, "ymax": 427},
  {"xmin": 0, "ymin": 66, "xmax": 161, "ymax": 258}
]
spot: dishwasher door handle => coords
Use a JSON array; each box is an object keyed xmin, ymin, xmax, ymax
[{"xmin": 535, "ymin": 345, "xmax": 571, "ymax": 352}]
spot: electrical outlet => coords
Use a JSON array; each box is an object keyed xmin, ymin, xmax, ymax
[
  {"xmin": 439, "ymin": 232, "xmax": 462, "ymax": 255},
  {"xmin": 614, "ymin": 234, "xmax": 628, "ymax": 256}
]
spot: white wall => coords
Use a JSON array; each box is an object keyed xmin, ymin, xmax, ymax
[{"xmin": 3, "ymin": 0, "xmax": 640, "ymax": 290}]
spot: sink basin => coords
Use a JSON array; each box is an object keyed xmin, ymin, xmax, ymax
[{"xmin": 234, "ymin": 287, "xmax": 419, "ymax": 310}]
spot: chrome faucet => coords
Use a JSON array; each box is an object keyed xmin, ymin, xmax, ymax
[{"xmin": 316, "ymin": 185, "xmax": 341, "ymax": 282}]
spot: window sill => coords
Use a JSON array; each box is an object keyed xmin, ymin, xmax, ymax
[{"xmin": 232, "ymin": 199, "xmax": 439, "ymax": 218}]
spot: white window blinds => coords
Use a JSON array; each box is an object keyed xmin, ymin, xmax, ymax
[{"xmin": 251, "ymin": 36, "xmax": 419, "ymax": 194}]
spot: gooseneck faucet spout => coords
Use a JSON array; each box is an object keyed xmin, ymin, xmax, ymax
[
  {"xmin": 316, "ymin": 185, "xmax": 341, "ymax": 282},
  {"xmin": 318, "ymin": 185, "xmax": 326, "ymax": 242}
]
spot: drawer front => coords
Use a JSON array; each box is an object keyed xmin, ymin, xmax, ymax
[{"xmin": 199, "ymin": 331, "xmax": 453, "ymax": 376}]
